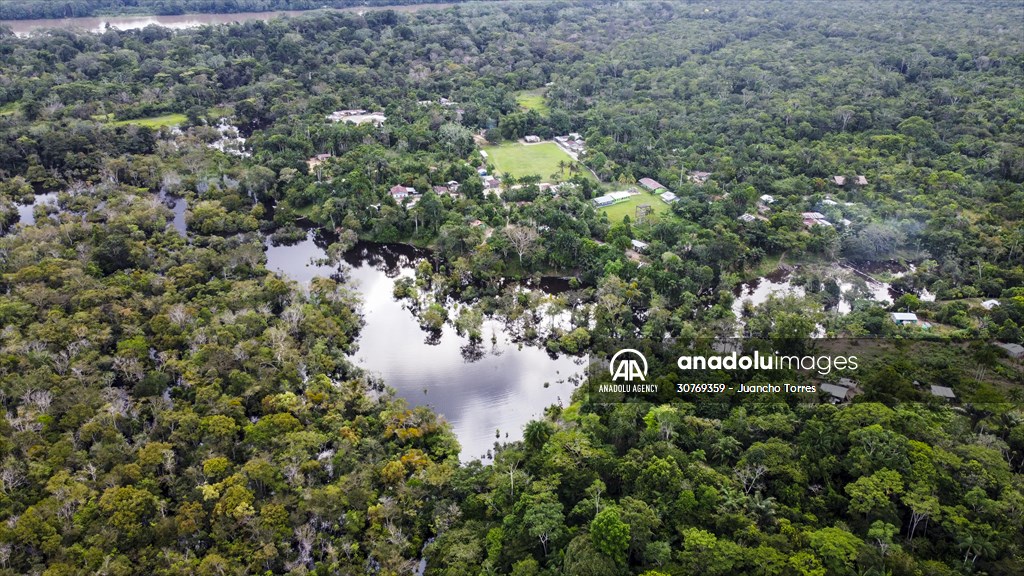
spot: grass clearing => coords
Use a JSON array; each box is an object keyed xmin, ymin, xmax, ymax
[
  {"xmin": 111, "ymin": 113, "xmax": 188, "ymax": 128},
  {"xmin": 600, "ymin": 192, "xmax": 673, "ymax": 223},
  {"xmin": 515, "ymin": 88, "xmax": 549, "ymax": 113},
  {"xmin": 486, "ymin": 141, "xmax": 582, "ymax": 181}
]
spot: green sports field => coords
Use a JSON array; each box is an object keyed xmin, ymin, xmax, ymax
[
  {"xmin": 600, "ymin": 192, "xmax": 673, "ymax": 223},
  {"xmin": 486, "ymin": 141, "xmax": 577, "ymax": 181}
]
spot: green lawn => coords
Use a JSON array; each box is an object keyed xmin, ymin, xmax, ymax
[
  {"xmin": 600, "ymin": 192, "xmax": 673, "ymax": 223},
  {"xmin": 486, "ymin": 141, "xmax": 580, "ymax": 181},
  {"xmin": 111, "ymin": 113, "xmax": 188, "ymax": 128},
  {"xmin": 515, "ymin": 89, "xmax": 549, "ymax": 113}
]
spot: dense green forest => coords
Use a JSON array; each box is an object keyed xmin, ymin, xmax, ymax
[
  {"xmin": 0, "ymin": 0, "xmax": 468, "ymax": 21},
  {"xmin": 0, "ymin": 0, "xmax": 1022, "ymax": 574}
]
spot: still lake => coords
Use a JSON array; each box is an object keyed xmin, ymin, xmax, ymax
[{"xmin": 264, "ymin": 232, "xmax": 584, "ymax": 462}]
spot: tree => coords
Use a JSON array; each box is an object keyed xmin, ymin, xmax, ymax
[
  {"xmin": 504, "ymin": 225, "xmax": 539, "ymax": 266},
  {"xmin": 590, "ymin": 506, "xmax": 630, "ymax": 566},
  {"xmin": 523, "ymin": 491, "xmax": 564, "ymax": 555},
  {"xmin": 845, "ymin": 469, "xmax": 904, "ymax": 519}
]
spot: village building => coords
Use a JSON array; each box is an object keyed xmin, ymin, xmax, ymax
[
  {"xmin": 855, "ymin": 175, "xmax": 868, "ymax": 186},
  {"xmin": 760, "ymin": 194, "xmax": 775, "ymax": 204},
  {"xmin": 638, "ymin": 178, "xmax": 666, "ymax": 192},
  {"xmin": 820, "ymin": 377, "xmax": 860, "ymax": 404},
  {"xmin": 995, "ymin": 342, "xmax": 1024, "ymax": 359},
  {"xmin": 592, "ymin": 190, "xmax": 635, "ymax": 207},
  {"xmin": 660, "ymin": 191, "xmax": 678, "ymax": 203},
  {"xmin": 832, "ymin": 175, "xmax": 846, "ymax": 186},
  {"xmin": 389, "ymin": 185, "xmax": 416, "ymax": 199},
  {"xmin": 307, "ymin": 153, "xmax": 331, "ymax": 170},
  {"xmin": 891, "ymin": 312, "xmax": 919, "ymax": 325},
  {"xmin": 801, "ymin": 211, "xmax": 833, "ymax": 227},
  {"xmin": 688, "ymin": 171, "xmax": 712, "ymax": 184},
  {"xmin": 631, "ymin": 239, "xmax": 649, "ymax": 252},
  {"xmin": 524, "ymin": 135, "xmax": 542, "ymax": 143},
  {"xmin": 930, "ymin": 385, "xmax": 956, "ymax": 400},
  {"xmin": 981, "ymin": 299, "xmax": 1000, "ymax": 310}
]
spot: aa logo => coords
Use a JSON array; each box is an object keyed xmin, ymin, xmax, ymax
[{"xmin": 609, "ymin": 349, "xmax": 648, "ymax": 382}]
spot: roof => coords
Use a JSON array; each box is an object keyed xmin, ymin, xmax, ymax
[
  {"xmin": 995, "ymin": 342, "xmax": 1024, "ymax": 358},
  {"xmin": 738, "ymin": 214, "xmax": 757, "ymax": 222},
  {"xmin": 660, "ymin": 191, "xmax": 678, "ymax": 202},
  {"xmin": 981, "ymin": 299, "xmax": 1000, "ymax": 310},
  {"xmin": 891, "ymin": 312, "xmax": 919, "ymax": 322},
  {"xmin": 820, "ymin": 384, "xmax": 849, "ymax": 401},
  {"xmin": 802, "ymin": 212, "xmax": 826, "ymax": 219},
  {"xmin": 638, "ymin": 178, "xmax": 665, "ymax": 191},
  {"xmin": 855, "ymin": 175, "xmax": 868, "ymax": 186},
  {"xmin": 930, "ymin": 385, "xmax": 956, "ymax": 399},
  {"xmin": 593, "ymin": 195, "xmax": 615, "ymax": 205},
  {"xmin": 832, "ymin": 175, "xmax": 846, "ymax": 186},
  {"xmin": 630, "ymin": 239, "xmax": 649, "ymax": 250},
  {"xmin": 607, "ymin": 191, "xmax": 634, "ymax": 201},
  {"xmin": 760, "ymin": 194, "xmax": 775, "ymax": 203}
]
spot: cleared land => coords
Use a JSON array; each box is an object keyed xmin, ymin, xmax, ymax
[
  {"xmin": 600, "ymin": 191, "xmax": 673, "ymax": 223},
  {"xmin": 486, "ymin": 141, "xmax": 579, "ymax": 181},
  {"xmin": 92, "ymin": 113, "xmax": 188, "ymax": 128},
  {"xmin": 113, "ymin": 113, "xmax": 188, "ymax": 127},
  {"xmin": 515, "ymin": 88, "xmax": 549, "ymax": 113}
]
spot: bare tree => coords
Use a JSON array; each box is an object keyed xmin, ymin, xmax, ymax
[{"xmin": 504, "ymin": 225, "xmax": 539, "ymax": 265}]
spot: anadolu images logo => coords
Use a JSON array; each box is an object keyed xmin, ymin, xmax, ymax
[{"xmin": 609, "ymin": 349, "xmax": 648, "ymax": 382}]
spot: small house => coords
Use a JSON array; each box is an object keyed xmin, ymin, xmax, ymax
[
  {"xmin": 891, "ymin": 312, "xmax": 919, "ymax": 326},
  {"xmin": 981, "ymin": 299, "xmax": 1000, "ymax": 310},
  {"xmin": 660, "ymin": 191, "xmax": 678, "ymax": 203},
  {"xmin": 995, "ymin": 342, "xmax": 1024, "ymax": 359},
  {"xmin": 689, "ymin": 171, "xmax": 712, "ymax": 184},
  {"xmin": 483, "ymin": 176, "xmax": 500, "ymax": 189},
  {"xmin": 631, "ymin": 239, "xmax": 649, "ymax": 252},
  {"xmin": 820, "ymin": 383, "xmax": 852, "ymax": 404},
  {"xmin": 929, "ymin": 385, "xmax": 956, "ymax": 400},
  {"xmin": 738, "ymin": 214, "xmax": 757, "ymax": 223},
  {"xmin": 389, "ymin": 185, "xmax": 416, "ymax": 199},
  {"xmin": 524, "ymin": 135, "xmax": 542, "ymax": 143},
  {"xmin": 832, "ymin": 175, "xmax": 846, "ymax": 186},
  {"xmin": 593, "ymin": 195, "xmax": 615, "ymax": 207},
  {"xmin": 479, "ymin": 150, "xmax": 489, "ymax": 159},
  {"xmin": 760, "ymin": 194, "xmax": 775, "ymax": 204},
  {"xmin": 855, "ymin": 175, "xmax": 868, "ymax": 186},
  {"xmin": 639, "ymin": 178, "xmax": 666, "ymax": 192}
]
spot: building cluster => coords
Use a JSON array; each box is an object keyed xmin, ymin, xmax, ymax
[
  {"xmin": 389, "ymin": 180, "xmax": 462, "ymax": 203},
  {"xmin": 554, "ymin": 133, "xmax": 585, "ymax": 155}
]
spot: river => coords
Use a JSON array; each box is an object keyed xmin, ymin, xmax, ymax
[
  {"xmin": 1, "ymin": 4, "xmax": 456, "ymax": 37},
  {"xmin": 264, "ymin": 231, "xmax": 584, "ymax": 462}
]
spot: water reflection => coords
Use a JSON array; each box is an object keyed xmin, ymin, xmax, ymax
[
  {"xmin": 264, "ymin": 233, "xmax": 583, "ymax": 462},
  {"xmin": 16, "ymin": 192, "xmax": 58, "ymax": 226},
  {"xmin": 159, "ymin": 192, "xmax": 187, "ymax": 235}
]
